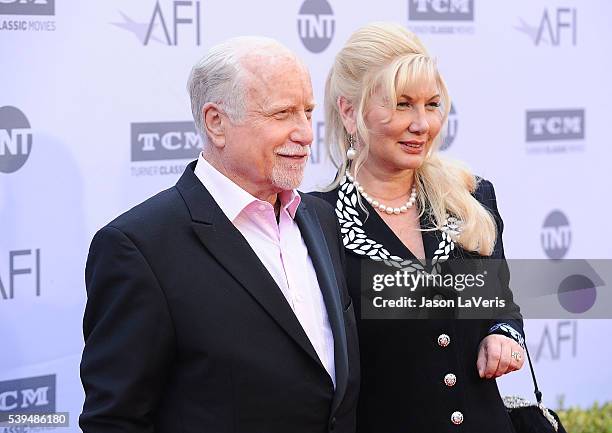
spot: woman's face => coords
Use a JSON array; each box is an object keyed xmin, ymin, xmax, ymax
[{"xmin": 363, "ymin": 79, "xmax": 443, "ymax": 173}]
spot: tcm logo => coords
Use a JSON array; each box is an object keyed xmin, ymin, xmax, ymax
[
  {"xmin": 0, "ymin": 0, "xmax": 54, "ymax": 16},
  {"xmin": 112, "ymin": 0, "xmax": 201, "ymax": 46},
  {"xmin": 526, "ymin": 109, "xmax": 584, "ymax": 142},
  {"xmin": 0, "ymin": 375, "xmax": 55, "ymax": 414},
  {"xmin": 131, "ymin": 122, "xmax": 202, "ymax": 162},
  {"xmin": 541, "ymin": 210, "xmax": 571, "ymax": 260},
  {"xmin": 297, "ymin": 0, "xmax": 334, "ymax": 53},
  {"xmin": 408, "ymin": 0, "xmax": 473, "ymax": 21},
  {"xmin": 515, "ymin": 8, "xmax": 577, "ymax": 46},
  {"xmin": 0, "ymin": 106, "xmax": 33, "ymax": 174},
  {"xmin": 440, "ymin": 103, "xmax": 457, "ymax": 151}
]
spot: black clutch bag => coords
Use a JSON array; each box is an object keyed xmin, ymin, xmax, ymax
[{"xmin": 503, "ymin": 344, "xmax": 567, "ymax": 433}]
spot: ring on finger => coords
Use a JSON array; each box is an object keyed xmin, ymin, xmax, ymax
[{"xmin": 511, "ymin": 351, "xmax": 522, "ymax": 362}]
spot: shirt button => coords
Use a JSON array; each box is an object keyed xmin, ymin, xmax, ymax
[
  {"xmin": 444, "ymin": 373, "xmax": 457, "ymax": 387},
  {"xmin": 451, "ymin": 411, "xmax": 463, "ymax": 425},
  {"xmin": 437, "ymin": 334, "xmax": 450, "ymax": 347},
  {"xmin": 258, "ymin": 204, "xmax": 267, "ymax": 212}
]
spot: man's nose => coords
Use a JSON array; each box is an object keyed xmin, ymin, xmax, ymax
[{"xmin": 291, "ymin": 112, "xmax": 314, "ymax": 145}]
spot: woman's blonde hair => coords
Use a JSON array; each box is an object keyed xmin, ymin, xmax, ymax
[{"xmin": 324, "ymin": 22, "xmax": 497, "ymax": 255}]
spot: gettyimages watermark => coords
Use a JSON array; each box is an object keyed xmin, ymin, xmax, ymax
[
  {"xmin": 360, "ymin": 259, "xmax": 611, "ymax": 320},
  {"xmin": 0, "ymin": 412, "xmax": 70, "ymax": 428}
]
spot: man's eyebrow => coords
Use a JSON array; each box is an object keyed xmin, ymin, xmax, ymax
[
  {"xmin": 265, "ymin": 102, "xmax": 317, "ymax": 112},
  {"xmin": 265, "ymin": 103, "xmax": 293, "ymax": 112}
]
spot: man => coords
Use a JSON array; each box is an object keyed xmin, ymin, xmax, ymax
[{"xmin": 80, "ymin": 37, "xmax": 359, "ymax": 433}]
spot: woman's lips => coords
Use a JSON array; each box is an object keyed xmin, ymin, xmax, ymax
[{"xmin": 398, "ymin": 140, "xmax": 425, "ymax": 154}]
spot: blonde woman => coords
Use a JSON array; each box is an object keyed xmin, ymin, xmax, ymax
[{"xmin": 314, "ymin": 22, "xmax": 525, "ymax": 432}]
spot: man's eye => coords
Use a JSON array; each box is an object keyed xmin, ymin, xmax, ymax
[{"xmin": 274, "ymin": 110, "xmax": 290, "ymax": 119}]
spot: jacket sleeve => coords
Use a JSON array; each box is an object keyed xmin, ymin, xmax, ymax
[
  {"xmin": 476, "ymin": 179, "xmax": 525, "ymax": 347},
  {"xmin": 80, "ymin": 225, "xmax": 176, "ymax": 433}
]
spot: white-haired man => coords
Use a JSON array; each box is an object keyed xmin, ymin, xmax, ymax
[{"xmin": 79, "ymin": 37, "xmax": 359, "ymax": 433}]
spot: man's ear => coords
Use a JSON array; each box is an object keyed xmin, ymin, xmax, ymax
[
  {"xmin": 202, "ymin": 103, "xmax": 226, "ymax": 148},
  {"xmin": 337, "ymin": 96, "xmax": 357, "ymax": 135}
]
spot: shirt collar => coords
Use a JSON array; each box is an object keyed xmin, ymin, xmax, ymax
[
  {"xmin": 193, "ymin": 152, "xmax": 302, "ymax": 222},
  {"xmin": 279, "ymin": 188, "xmax": 301, "ymax": 219}
]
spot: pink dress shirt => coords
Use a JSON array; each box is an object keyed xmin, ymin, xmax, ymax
[{"xmin": 194, "ymin": 153, "xmax": 336, "ymax": 387}]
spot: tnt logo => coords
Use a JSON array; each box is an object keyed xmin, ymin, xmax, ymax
[
  {"xmin": 541, "ymin": 210, "xmax": 571, "ymax": 259},
  {"xmin": 516, "ymin": 8, "xmax": 577, "ymax": 46},
  {"xmin": 526, "ymin": 109, "xmax": 584, "ymax": 142},
  {"xmin": 408, "ymin": 0, "xmax": 473, "ymax": 21},
  {"xmin": 440, "ymin": 104, "xmax": 457, "ymax": 151},
  {"xmin": 0, "ymin": 106, "xmax": 33, "ymax": 174},
  {"xmin": 0, "ymin": 375, "xmax": 55, "ymax": 414},
  {"xmin": 131, "ymin": 121, "xmax": 202, "ymax": 162},
  {"xmin": 113, "ymin": 0, "xmax": 201, "ymax": 46},
  {"xmin": 0, "ymin": 0, "xmax": 54, "ymax": 16},
  {"xmin": 297, "ymin": 0, "xmax": 335, "ymax": 53}
]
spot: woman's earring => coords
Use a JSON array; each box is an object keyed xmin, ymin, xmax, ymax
[{"xmin": 346, "ymin": 134, "xmax": 357, "ymax": 160}]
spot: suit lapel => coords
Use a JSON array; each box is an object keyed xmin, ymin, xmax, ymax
[
  {"xmin": 175, "ymin": 162, "xmax": 324, "ymax": 372},
  {"xmin": 295, "ymin": 201, "xmax": 349, "ymax": 415}
]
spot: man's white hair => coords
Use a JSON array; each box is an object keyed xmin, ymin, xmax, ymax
[{"xmin": 187, "ymin": 36, "xmax": 295, "ymax": 139}]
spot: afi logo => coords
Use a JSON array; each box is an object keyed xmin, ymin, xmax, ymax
[
  {"xmin": 131, "ymin": 122, "xmax": 202, "ymax": 162},
  {"xmin": 311, "ymin": 121, "xmax": 325, "ymax": 164},
  {"xmin": 0, "ymin": 0, "xmax": 54, "ymax": 16},
  {"xmin": 0, "ymin": 375, "xmax": 55, "ymax": 414},
  {"xmin": 541, "ymin": 210, "xmax": 571, "ymax": 259},
  {"xmin": 526, "ymin": 109, "xmax": 584, "ymax": 142},
  {"xmin": 516, "ymin": 8, "xmax": 577, "ymax": 46},
  {"xmin": 113, "ymin": 0, "xmax": 202, "ymax": 46},
  {"xmin": 0, "ymin": 249, "xmax": 41, "ymax": 300},
  {"xmin": 409, "ymin": 0, "xmax": 473, "ymax": 21},
  {"xmin": 534, "ymin": 321, "xmax": 576, "ymax": 362},
  {"xmin": 297, "ymin": 0, "xmax": 335, "ymax": 53}
]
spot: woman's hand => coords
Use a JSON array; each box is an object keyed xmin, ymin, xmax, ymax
[{"xmin": 476, "ymin": 334, "xmax": 525, "ymax": 379}]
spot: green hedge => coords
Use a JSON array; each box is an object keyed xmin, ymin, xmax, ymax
[{"xmin": 556, "ymin": 402, "xmax": 612, "ymax": 433}]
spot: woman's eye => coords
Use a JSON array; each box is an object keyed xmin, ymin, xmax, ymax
[
  {"xmin": 397, "ymin": 101, "xmax": 411, "ymax": 109},
  {"xmin": 428, "ymin": 101, "xmax": 441, "ymax": 109}
]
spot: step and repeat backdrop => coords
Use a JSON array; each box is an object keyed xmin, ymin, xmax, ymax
[{"xmin": 1, "ymin": 0, "xmax": 611, "ymax": 430}]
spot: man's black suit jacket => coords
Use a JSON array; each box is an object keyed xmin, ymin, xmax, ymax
[{"xmin": 80, "ymin": 161, "xmax": 360, "ymax": 433}]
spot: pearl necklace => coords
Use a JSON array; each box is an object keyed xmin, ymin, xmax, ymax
[{"xmin": 346, "ymin": 171, "xmax": 417, "ymax": 215}]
